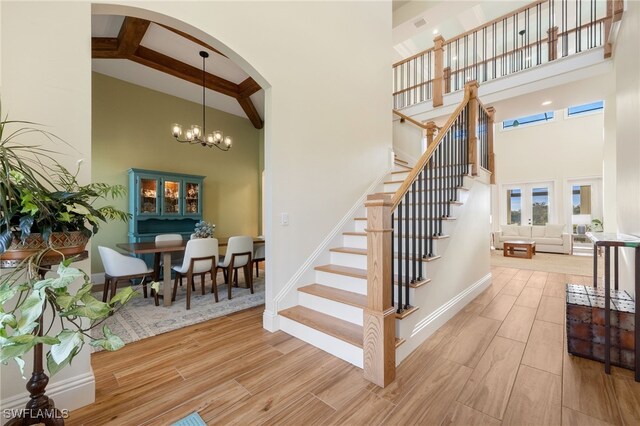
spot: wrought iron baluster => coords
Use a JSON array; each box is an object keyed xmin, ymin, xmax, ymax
[
  {"xmin": 404, "ymin": 193, "xmax": 410, "ymax": 309},
  {"xmin": 397, "ymin": 201, "xmax": 403, "ymax": 313}
]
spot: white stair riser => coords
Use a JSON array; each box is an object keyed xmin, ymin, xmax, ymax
[
  {"xmin": 298, "ymin": 292, "xmax": 364, "ymax": 326},
  {"xmin": 279, "ymin": 316, "xmax": 363, "ymax": 368},
  {"xmin": 315, "ymin": 270, "xmax": 367, "ymax": 295},
  {"xmin": 330, "ymin": 251, "xmax": 367, "ymax": 269},
  {"xmin": 343, "ymin": 234, "xmax": 367, "ymax": 249}
]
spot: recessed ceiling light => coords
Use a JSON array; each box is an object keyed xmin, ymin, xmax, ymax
[
  {"xmin": 414, "ymin": 18, "xmax": 426, "ymax": 28},
  {"xmin": 433, "ymin": 29, "xmax": 439, "ymax": 35},
  {"xmin": 542, "ymin": 100, "xmax": 552, "ymax": 106}
]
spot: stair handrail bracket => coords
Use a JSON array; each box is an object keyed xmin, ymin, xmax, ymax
[{"xmin": 365, "ymin": 81, "xmax": 494, "ymax": 387}]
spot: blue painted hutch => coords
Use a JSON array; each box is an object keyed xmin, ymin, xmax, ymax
[{"xmin": 128, "ymin": 169, "xmax": 205, "ymax": 259}]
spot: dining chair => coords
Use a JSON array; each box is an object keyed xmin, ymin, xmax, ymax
[
  {"xmin": 219, "ymin": 236, "xmax": 253, "ymax": 300},
  {"xmin": 98, "ymin": 246, "xmax": 156, "ymax": 305},
  {"xmin": 171, "ymin": 238, "xmax": 219, "ymax": 309},
  {"xmin": 155, "ymin": 233, "xmax": 186, "ymax": 285},
  {"xmin": 253, "ymin": 242, "xmax": 265, "ymax": 278}
]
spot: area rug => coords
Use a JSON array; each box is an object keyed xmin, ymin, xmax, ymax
[
  {"xmin": 490, "ymin": 249, "xmax": 602, "ymax": 276},
  {"xmin": 92, "ymin": 273, "xmax": 265, "ymax": 348}
]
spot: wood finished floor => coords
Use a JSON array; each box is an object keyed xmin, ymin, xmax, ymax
[{"xmin": 68, "ymin": 266, "xmax": 640, "ymax": 425}]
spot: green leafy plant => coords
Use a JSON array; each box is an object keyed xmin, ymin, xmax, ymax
[
  {"xmin": 0, "ymin": 112, "xmax": 130, "ymax": 252},
  {"xmin": 0, "ymin": 108, "xmax": 136, "ymax": 378},
  {"xmin": 0, "ymin": 251, "xmax": 139, "ymax": 376},
  {"xmin": 193, "ymin": 220, "xmax": 215, "ymax": 238},
  {"xmin": 591, "ymin": 218, "xmax": 603, "ymax": 232}
]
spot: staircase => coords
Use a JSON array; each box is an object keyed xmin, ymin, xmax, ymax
[{"xmin": 278, "ymin": 81, "xmax": 494, "ymax": 386}]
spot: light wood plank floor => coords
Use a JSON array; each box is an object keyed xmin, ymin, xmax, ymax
[{"xmin": 68, "ymin": 266, "xmax": 640, "ymax": 425}]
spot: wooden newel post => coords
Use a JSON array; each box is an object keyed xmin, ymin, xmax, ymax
[
  {"xmin": 547, "ymin": 26, "xmax": 558, "ymax": 61},
  {"xmin": 433, "ymin": 35, "xmax": 445, "ymax": 108},
  {"xmin": 426, "ymin": 121, "xmax": 437, "ymax": 149},
  {"xmin": 466, "ymin": 81, "xmax": 479, "ymax": 176},
  {"xmin": 486, "ymin": 106, "xmax": 496, "ymax": 184},
  {"xmin": 363, "ymin": 194, "xmax": 395, "ymax": 388}
]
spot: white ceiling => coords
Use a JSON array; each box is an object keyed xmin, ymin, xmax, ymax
[{"xmin": 91, "ymin": 15, "xmax": 264, "ymax": 121}]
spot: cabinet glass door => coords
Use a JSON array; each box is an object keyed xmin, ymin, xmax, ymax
[
  {"xmin": 184, "ymin": 181, "xmax": 201, "ymax": 215},
  {"xmin": 163, "ymin": 180, "xmax": 181, "ymax": 215},
  {"xmin": 139, "ymin": 177, "xmax": 159, "ymax": 215}
]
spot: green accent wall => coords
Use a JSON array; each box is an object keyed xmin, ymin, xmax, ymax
[{"xmin": 91, "ymin": 72, "xmax": 261, "ymax": 273}]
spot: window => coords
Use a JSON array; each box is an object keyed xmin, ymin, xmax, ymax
[
  {"xmin": 503, "ymin": 111, "xmax": 554, "ymax": 129},
  {"xmin": 506, "ymin": 189, "xmax": 521, "ymax": 225},
  {"xmin": 567, "ymin": 101, "xmax": 604, "ymax": 116}
]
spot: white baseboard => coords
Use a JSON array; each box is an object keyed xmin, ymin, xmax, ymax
[
  {"xmin": 0, "ymin": 372, "xmax": 95, "ymax": 425},
  {"xmin": 262, "ymin": 309, "xmax": 279, "ymax": 332},
  {"xmin": 396, "ymin": 272, "xmax": 492, "ymax": 365},
  {"xmin": 272, "ymin": 167, "xmax": 390, "ymax": 311}
]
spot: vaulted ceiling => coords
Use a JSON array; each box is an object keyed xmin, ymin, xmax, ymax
[{"xmin": 91, "ymin": 15, "xmax": 264, "ymax": 129}]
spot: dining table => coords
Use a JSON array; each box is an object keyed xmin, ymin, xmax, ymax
[{"xmin": 116, "ymin": 237, "xmax": 265, "ymax": 307}]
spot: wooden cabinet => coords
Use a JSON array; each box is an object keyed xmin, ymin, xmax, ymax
[{"xmin": 128, "ymin": 169, "xmax": 205, "ymax": 246}]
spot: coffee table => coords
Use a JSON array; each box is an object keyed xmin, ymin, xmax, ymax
[{"xmin": 504, "ymin": 240, "xmax": 536, "ymax": 259}]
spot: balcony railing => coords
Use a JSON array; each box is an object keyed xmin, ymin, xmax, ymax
[{"xmin": 393, "ymin": 0, "xmax": 622, "ymax": 110}]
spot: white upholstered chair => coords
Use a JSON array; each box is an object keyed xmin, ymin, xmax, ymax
[
  {"xmin": 253, "ymin": 242, "xmax": 265, "ymax": 278},
  {"xmin": 98, "ymin": 246, "xmax": 155, "ymax": 304},
  {"xmin": 171, "ymin": 238, "xmax": 219, "ymax": 309},
  {"xmin": 219, "ymin": 236, "xmax": 253, "ymax": 300}
]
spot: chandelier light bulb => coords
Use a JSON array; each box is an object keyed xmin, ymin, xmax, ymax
[
  {"xmin": 206, "ymin": 134, "xmax": 215, "ymax": 144},
  {"xmin": 172, "ymin": 124, "xmax": 182, "ymax": 138},
  {"xmin": 224, "ymin": 136, "xmax": 232, "ymax": 148},
  {"xmin": 192, "ymin": 125, "xmax": 202, "ymax": 138},
  {"xmin": 185, "ymin": 129, "xmax": 194, "ymax": 141},
  {"xmin": 213, "ymin": 131, "xmax": 223, "ymax": 144}
]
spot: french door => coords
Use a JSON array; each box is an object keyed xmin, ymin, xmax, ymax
[{"xmin": 503, "ymin": 182, "xmax": 553, "ymax": 226}]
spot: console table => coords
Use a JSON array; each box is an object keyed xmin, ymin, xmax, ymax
[{"xmin": 587, "ymin": 232, "xmax": 640, "ymax": 381}]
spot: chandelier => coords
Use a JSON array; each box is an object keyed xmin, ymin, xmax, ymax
[{"xmin": 171, "ymin": 51, "xmax": 232, "ymax": 151}]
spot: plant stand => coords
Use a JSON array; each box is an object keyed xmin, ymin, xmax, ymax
[{"xmin": 6, "ymin": 317, "xmax": 65, "ymax": 426}]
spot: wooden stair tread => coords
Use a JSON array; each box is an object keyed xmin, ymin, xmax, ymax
[
  {"xmin": 330, "ymin": 247, "xmax": 367, "ymax": 255},
  {"xmin": 279, "ymin": 306, "xmax": 363, "ymax": 348},
  {"xmin": 395, "ymin": 305, "xmax": 419, "ymax": 319},
  {"xmin": 395, "ymin": 337, "xmax": 406, "ymax": 348},
  {"xmin": 315, "ymin": 264, "xmax": 367, "ymax": 279},
  {"xmin": 394, "ymin": 157, "xmax": 409, "ymax": 165},
  {"xmin": 299, "ymin": 284, "xmax": 366, "ymax": 308}
]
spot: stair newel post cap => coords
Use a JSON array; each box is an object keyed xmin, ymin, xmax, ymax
[
  {"xmin": 464, "ymin": 80, "xmax": 480, "ymax": 97},
  {"xmin": 433, "ymin": 34, "xmax": 445, "ymax": 48}
]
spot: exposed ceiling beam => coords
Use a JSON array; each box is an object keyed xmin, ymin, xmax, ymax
[
  {"xmin": 238, "ymin": 77, "xmax": 261, "ymax": 98},
  {"xmin": 237, "ymin": 96, "xmax": 264, "ymax": 129},
  {"xmin": 91, "ymin": 17, "xmax": 264, "ymax": 129},
  {"xmin": 133, "ymin": 46, "xmax": 240, "ymax": 98}
]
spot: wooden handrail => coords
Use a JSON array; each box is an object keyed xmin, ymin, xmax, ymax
[
  {"xmin": 391, "ymin": 81, "xmax": 475, "ymax": 211},
  {"xmin": 393, "ymin": 0, "xmax": 547, "ymax": 71},
  {"xmin": 392, "ymin": 79, "xmax": 434, "ymax": 97},
  {"xmin": 392, "ymin": 110, "xmax": 428, "ymax": 129},
  {"xmin": 392, "ymin": 47, "xmax": 435, "ymax": 68},
  {"xmin": 443, "ymin": 0, "xmax": 548, "ymax": 46}
]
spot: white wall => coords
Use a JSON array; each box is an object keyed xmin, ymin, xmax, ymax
[
  {"xmin": 393, "ymin": 119, "xmax": 424, "ymax": 163},
  {"xmin": 602, "ymin": 92, "xmax": 617, "ymax": 233},
  {"xmin": 0, "ymin": 0, "xmax": 392, "ymax": 412},
  {"xmin": 492, "ymin": 108, "xmax": 605, "ymax": 232},
  {"xmin": 613, "ymin": 0, "xmax": 640, "ymax": 296},
  {"xmin": 0, "ymin": 1, "xmax": 95, "ymax": 415}
]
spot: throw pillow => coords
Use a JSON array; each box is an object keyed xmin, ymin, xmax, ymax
[
  {"xmin": 532, "ymin": 226, "xmax": 546, "ymax": 237},
  {"xmin": 545, "ymin": 224, "xmax": 565, "ymax": 238},
  {"xmin": 518, "ymin": 226, "xmax": 532, "ymax": 238},
  {"xmin": 502, "ymin": 225, "xmax": 518, "ymax": 236}
]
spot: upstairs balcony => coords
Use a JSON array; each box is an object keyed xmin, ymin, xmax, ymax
[{"xmin": 393, "ymin": 0, "xmax": 623, "ymax": 119}]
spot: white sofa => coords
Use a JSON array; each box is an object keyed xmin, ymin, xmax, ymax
[{"xmin": 493, "ymin": 224, "xmax": 572, "ymax": 254}]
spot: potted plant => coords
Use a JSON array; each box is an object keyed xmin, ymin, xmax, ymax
[
  {"xmin": 193, "ymin": 220, "xmax": 215, "ymax": 238},
  {"xmin": 0, "ymin": 112, "xmax": 135, "ymax": 424}
]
